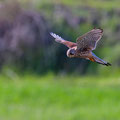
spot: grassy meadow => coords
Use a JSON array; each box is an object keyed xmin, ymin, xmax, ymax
[
  {"xmin": 0, "ymin": 73, "xmax": 120, "ymax": 120},
  {"xmin": 32, "ymin": 0, "xmax": 120, "ymax": 9}
]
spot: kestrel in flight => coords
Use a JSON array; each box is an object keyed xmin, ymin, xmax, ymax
[{"xmin": 50, "ymin": 28, "xmax": 111, "ymax": 66}]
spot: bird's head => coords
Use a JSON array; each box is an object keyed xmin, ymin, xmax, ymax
[{"xmin": 67, "ymin": 48, "xmax": 76, "ymax": 58}]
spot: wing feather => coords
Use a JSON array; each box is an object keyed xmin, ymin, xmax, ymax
[
  {"xmin": 50, "ymin": 32, "xmax": 77, "ymax": 48},
  {"xmin": 76, "ymin": 28, "xmax": 103, "ymax": 51}
]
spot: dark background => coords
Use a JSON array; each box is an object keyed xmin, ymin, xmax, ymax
[{"xmin": 0, "ymin": 0, "xmax": 119, "ymax": 76}]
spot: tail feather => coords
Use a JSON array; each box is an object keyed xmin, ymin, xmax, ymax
[
  {"xmin": 96, "ymin": 61, "xmax": 111, "ymax": 66},
  {"xmin": 92, "ymin": 53, "xmax": 111, "ymax": 66}
]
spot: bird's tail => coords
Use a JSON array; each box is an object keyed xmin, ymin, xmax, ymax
[{"xmin": 91, "ymin": 53, "xmax": 111, "ymax": 66}]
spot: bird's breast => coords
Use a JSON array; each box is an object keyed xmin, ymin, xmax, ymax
[{"xmin": 75, "ymin": 51, "xmax": 92, "ymax": 58}]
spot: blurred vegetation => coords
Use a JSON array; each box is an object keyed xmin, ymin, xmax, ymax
[
  {"xmin": 0, "ymin": 74, "xmax": 120, "ymax": 120},
  {"xmin": 0, "ymin": 0, "xmax": 119, "ymax": 75}
]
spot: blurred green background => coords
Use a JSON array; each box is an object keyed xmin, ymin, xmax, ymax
[{"xmin": 0, "ymin": 0, "xmax": 120, "ymax": 120}]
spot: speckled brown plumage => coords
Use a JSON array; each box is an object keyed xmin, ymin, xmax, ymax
[{"xmin": 50, "ymin": 28, "xmax": 111, "ymax": 66}]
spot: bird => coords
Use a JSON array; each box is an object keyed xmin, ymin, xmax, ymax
[{"xmin": 50, "ymin": 28, "xmax": 111, "ymax": 66}]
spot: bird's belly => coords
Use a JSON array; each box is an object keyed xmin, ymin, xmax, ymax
[{"xmin": 75, "ymin": 52, "xmax": 91, "ymax": 58}]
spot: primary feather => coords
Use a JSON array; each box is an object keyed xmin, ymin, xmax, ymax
[
  {"xmin": 76, "ymin": 28, "xmax": 103, "ymax": 51},
  {"xmin": 50, "ymin": 32, "xmax": 77, "ymax": 48},
  {"xmin": 50, "ymin": 32, "xmax": 64, "ymax": 43}
]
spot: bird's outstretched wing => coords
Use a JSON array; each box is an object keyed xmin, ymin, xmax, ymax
[
  {"xmin": 50, "ymin": 32, "xmax": 77, "ymax": 48},
  {"xmin": 76, "ymin": 28, "xmax": 103, "ymax": 51}
]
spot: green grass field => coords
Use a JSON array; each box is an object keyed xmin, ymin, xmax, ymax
[
  {"xmin": 34, "ymin": 0, "xmax": 120, "ymax": 10},
  {"xmin": 0, "ymin": 74, "xmax": 120, "ymax": 120}
]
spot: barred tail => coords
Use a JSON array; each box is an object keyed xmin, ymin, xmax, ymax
[{"xmin": 92, "ymin": 53, "xmax": 111, "ymax": 66}]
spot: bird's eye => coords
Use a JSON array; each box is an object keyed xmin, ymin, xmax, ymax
[
  {"xmin": 70, "ymin": 49, "xmax": 75, "ymax": 55},
  {"xmin": 70, "ymin": 52, "xmax": 74, "ymax": 55}
]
